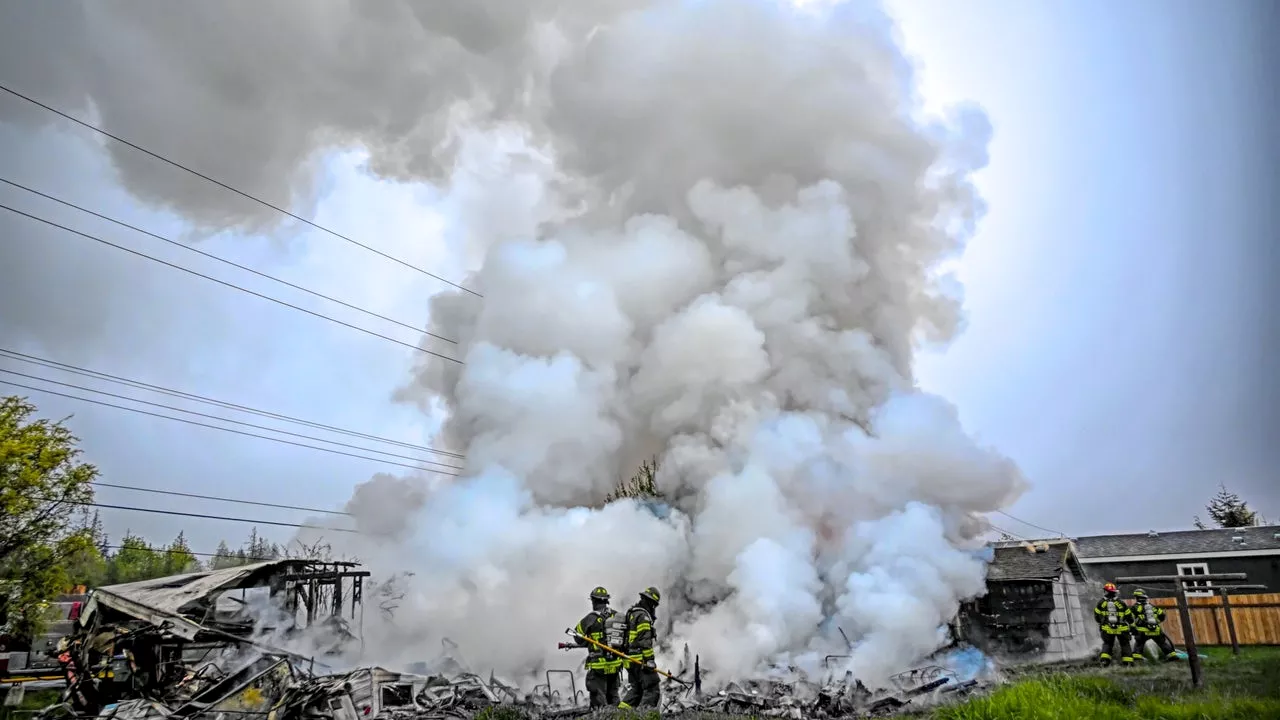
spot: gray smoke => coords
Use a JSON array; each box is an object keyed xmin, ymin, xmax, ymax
[{"xmin": 1, "ymin": 0, "xmax": 1026, "ymax": 687}]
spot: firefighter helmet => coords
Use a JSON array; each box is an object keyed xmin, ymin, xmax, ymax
[
  {"xmin": 1132, "ymin": 588, "xmax": 1147, "ymax": 599},
  {"xmin": 1103, "ymin": 583, "xmax": 1118, "ymax": 594},
  {"xmin": 590, "ymin": 586, "xmax": 611, "ymax": 602},
  {"xmin": 640, "ymin": 586, "xmax": 661, "ymax": 605}
]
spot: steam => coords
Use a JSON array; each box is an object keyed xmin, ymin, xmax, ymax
[{"xmin": 1, "ymin": 0, "xmax": 1027, "ymax": 688}]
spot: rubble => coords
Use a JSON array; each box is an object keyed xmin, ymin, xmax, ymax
[
  {"xmin": 663, "ymin": 659, "xmax": 983, "ymax": 718},
  {"xmin": 23, "ymin": 563, "xmax": 990, "ymax": 720}
]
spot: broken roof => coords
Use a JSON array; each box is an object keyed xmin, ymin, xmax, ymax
[
  {"xmin": 986, "ymin": 540, "xmax": 1088, "ymax": 582},
  {"xmin": 1073, "ymin": 525, "xmax": 1280, "ymax": 559},
  {"xmin": 94, "ymin": 560, "xmax": 309, "ymax": 617}
]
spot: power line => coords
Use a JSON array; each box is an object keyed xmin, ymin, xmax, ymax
[
  {"xmin": 995, "ymin": 510, "xmax": 1067, "ymax": 538},
  {"xmin": 0, "ymin": 347, "xmax": 465, "ymax": 460},
  {"xmin": 0, "ymin": 82, "xmax": 481, "ymax": 298},
  {"xmin": 92, "ymin": 481, "xmax": 350, "ymax": 516},
  {"xmin": 988, "ymin": 523, "xmax": 1028, "ymax": 541},
  {"xmin": 0, "ymin": 176, "xmax": 456, "ymax": 345},
  {"xmin": 58, "ymin": 499, "xmax": 357, "ymax": 533},
  {"xmin": 0, "ymin": 377, "xmax": 460, "ymax": 475},
  {"xmin": 0, "ymin": 367, "xmax": 463, "ymax": 471},
  {"xmin": 0, "ymin": 202, "xmax": 463, "ymax": 365}
]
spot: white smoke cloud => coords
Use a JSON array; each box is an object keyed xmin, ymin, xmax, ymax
[{"xmin": 2, "ymin": 0, "xmax": 1027, "ymax": 689}]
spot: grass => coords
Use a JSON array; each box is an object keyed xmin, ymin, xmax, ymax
[
  {"xmin": 0, "ymin": 688, "xmax": 61, "ymax": 720},
  {"xmin": 931, "ymin": 647, "xmax": 1280, "ymax": 720}
]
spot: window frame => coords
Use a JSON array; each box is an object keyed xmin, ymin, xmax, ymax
[{"xmin": 1175, "ymin": 562, "xmax": 1214, "ymax": 597}]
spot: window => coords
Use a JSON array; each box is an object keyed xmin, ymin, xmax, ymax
[{"xmin": 1176, "ymin": 562, "xmax": 1213, "ymax": 597}]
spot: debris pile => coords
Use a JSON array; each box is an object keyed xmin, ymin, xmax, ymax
[
  {"xmin": 666, "ymin": 662, "xmax": 982, "ymax": 718},
  {"xmin": 24, "ymin": 563, "xmax": 989, "ymax": 720}
]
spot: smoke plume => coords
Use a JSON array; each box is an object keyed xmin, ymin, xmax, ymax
[{"xmin": 1, "ymin": 0, "xmax": 1026, "ymax": 687}]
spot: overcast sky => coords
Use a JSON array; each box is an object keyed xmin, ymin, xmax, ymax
[{"xmin": 0, "ymin": 0, "xmax": 1276, "ymax": 555}]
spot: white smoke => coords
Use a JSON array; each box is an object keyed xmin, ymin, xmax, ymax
[
  {"xmin": 4, "ymin": 0, "xmax": 1028, "ymax": 689},
  {"xmin": 299, "ymin": 0, "xmax": 1028, "ymax": 689}
]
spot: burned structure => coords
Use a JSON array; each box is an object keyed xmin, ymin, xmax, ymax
[
  {"xmin": 54, "ymin": 559, "xmax": 369, "ymax": 715},
  {"xmin": 959, "ymin": 540, "xmax": 1095, "ymax": 662},
  {"xmin": 21, "ymin": 558, "xmax": 994, "ymax": 720}
]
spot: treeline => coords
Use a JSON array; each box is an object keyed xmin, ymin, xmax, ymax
[{"xmin": 67, "ymin": 512, "xmax": 295, "ymax": 588}]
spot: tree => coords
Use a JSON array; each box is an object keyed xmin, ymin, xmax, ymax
[
  {"xmin": 243, "ymin": 527, "xmax": 281, "ymax": 563},
  {"xmin": 210, "ymin": 540, "xmax": 239, "ymax": 570},
  {"xmin": 606, "ymin": 456, "xmax": 662, "ymax": 502},
  {"xmin": 0, "ymin": 396, "xmax": 98, "ymax": 638},
  {"xmin": 160, "ymin": 531, "xmax": 201, "ymax": 576},
  {"xmin": 1194, "ymin": 484, "xmax": 1262, "ymax": 529},
  {"xmin": 108, "ymin": 532, "xmax": 166, "ymax": 584},
  {"xmin": 62, "ymin": 510, "xmax": 109, "ymax": 589}
]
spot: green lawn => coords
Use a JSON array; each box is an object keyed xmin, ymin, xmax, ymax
[{"xmin": 931, "ymin": 647, "xmax": 1280, "ymax": 720}]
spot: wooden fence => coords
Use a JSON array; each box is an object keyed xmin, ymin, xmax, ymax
[{"xmin": 1149, "ymin": 593, "xmax": 1280, "ymax": 645}]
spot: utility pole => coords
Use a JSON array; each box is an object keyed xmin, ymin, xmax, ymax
[{"xmin": 1116, "ymin": 572, "xmax": 1248, "ymax": 688}]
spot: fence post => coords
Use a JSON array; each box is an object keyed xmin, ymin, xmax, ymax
[
  {"xmin": 1219, "ymin": 590, "xmax": 1240, "ymax": 656},
  {"xmin": 1175, "ymin": 586, "xmax": 1202, "ymax": 688}
]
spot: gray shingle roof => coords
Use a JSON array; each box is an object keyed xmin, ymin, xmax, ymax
[
  {"xmin": 1073, "ymin": 525, "xmax": 1280, "ymax": 559},
  {"xmin": 986, "ymin": 539, "xmax": 1087, "ymax": 581}
]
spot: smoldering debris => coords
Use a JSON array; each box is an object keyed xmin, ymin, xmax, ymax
[{"xmin": 28, "ymin": 561, "xmax": 989, "ymax": 720}]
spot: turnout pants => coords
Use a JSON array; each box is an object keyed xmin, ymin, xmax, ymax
[
  {"xmin": 1098, "ymin": 629, "xmax": 1132, "ymax": 665},
  {"xmin": 620, "ymin": 666, "xmax": 661, "ymax": 709},
  {"xmin": 1131, "ymin": 631, "xmax": 1178, "ymax": 661},
  {"xmin": 585, "ymin": 669, "xmax": 620, "ymax": 708}
]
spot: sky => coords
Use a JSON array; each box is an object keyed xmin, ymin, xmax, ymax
[{"xmin": 0, "ymin": 0, "xmax": 1276, "ymax": 556}]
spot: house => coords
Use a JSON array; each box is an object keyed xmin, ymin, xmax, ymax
[
  {"xmin": 1073, "ymin": 525, "xmax": 1280, "ymax": 596},
  {"xmin": 960, "ymin": 539, "xmax": 1096, "ymax": 662}
]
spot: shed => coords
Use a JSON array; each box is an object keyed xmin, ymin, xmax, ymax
[{"xmin": 961, "ymin": 539, "xmax": 1095, "ymax": 662}]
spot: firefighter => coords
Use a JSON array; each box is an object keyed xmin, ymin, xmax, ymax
[
  {"xmin": 619, "ymin": 586, "xmax": 662, "ymax": 709},
  {"xmin": 1129, "ymin": 589, "xmax": 1180, "ymax": 662},
  {"xmin": 561, "ymin": 586, "xmax": 624, "ymax": 708},
  {"xmin": 1094, "ymin": 582, "xmax": 1134, "ymax": 666}
]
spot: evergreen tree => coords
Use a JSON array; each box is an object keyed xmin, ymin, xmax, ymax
[
  {"xmin": 162, "ymin": 531, "xmax": 201, "ymax": 575},
  {"xmin": 210, "ymin": 540, "xmax": 239, "ymax": 569},
  {"xmin": 1197, "ymin": 484, "xmax": 1261, "ymax": 529}
]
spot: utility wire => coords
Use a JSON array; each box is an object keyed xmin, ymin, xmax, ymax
[
  {"xmin": 0, "ymin": 348, "xmax": 465, "ymax": 460},
  {"xmin": 55, "ymin": 498, "xmax": 357, "ymax": 533},
  {"xmin": 988, "ymin": 523, "xmax": 1028, "ymax": 541},
  {"xmin": 0, "ymin": 177, "xmax": 455, "ymax": 345},
  {"xmin": 91, "ymin": 481, "xmax": 350, "ymax": 516},
  {"xmin": 0, "ymin": 367, "xmax": 463, "ymax": 471},
  {"xmin": 995, "ymin": 510, "xmax": 1067, "ymax": 539},
  {"xmin": 0, "ymin": 377, "xmax": 460, "ymax": 475},
  {"xmin": 0, "ymin": 202, "xmax": 462, "ymax": 365},
  {"xmin": 0, "ymin": 82, "xmax": 480, "ymax": 298}
]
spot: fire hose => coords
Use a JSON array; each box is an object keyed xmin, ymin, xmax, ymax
[{"xmin": 558, "ymin": 629, "xmax": 690, "ymax": 685}]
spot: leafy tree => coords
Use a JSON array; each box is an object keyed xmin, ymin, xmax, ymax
[
  {"xmin": 108, "ymin": 532, "xmax": 166, "ymax": 583},
  {"xmin": 62, "ymin": 510, "xmax": 110, "ymax": 589},
  {"xmin": 1194, "ymin": 484, "xmax": 1262, "ymax": 529},
  {"xmin": 0, "ymin": 396, "xmax": 98, "ymax": 638}
]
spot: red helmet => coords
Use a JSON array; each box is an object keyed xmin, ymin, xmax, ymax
[{"xmin": 1103, "ymin": 583, "xmax": 1118, "ymax": 593}]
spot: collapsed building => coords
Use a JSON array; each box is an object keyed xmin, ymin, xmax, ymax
[
  {"xmin": 26, "ymin": 560, "xmax": 990, "ymax": 720},
  {"xmin": 50, "ymin": 559, "xmax": 369, "ymax": 715}
]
